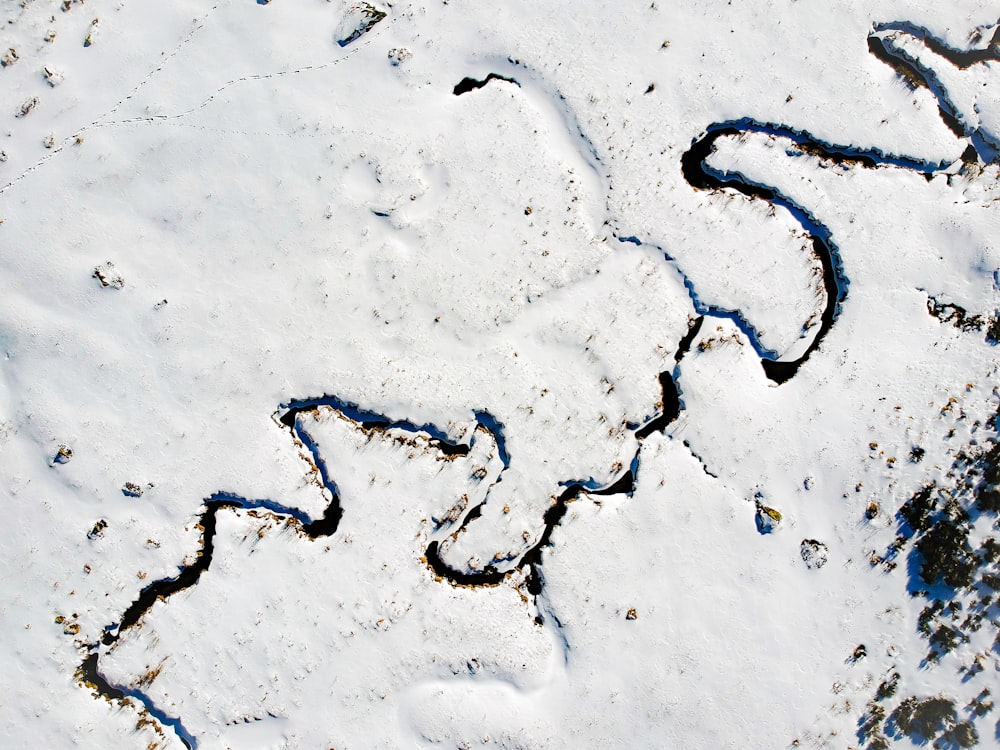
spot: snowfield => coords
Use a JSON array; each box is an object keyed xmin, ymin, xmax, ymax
[{"xmin": 1, "ymin": 1, "xmax": 999, "ymax": 748}]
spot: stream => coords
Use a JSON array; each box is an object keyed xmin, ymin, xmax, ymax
[{"xmin": 77, "ymin": 27, "xmax": 989, "ymax": 746}]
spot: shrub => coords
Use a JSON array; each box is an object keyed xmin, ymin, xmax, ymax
[
  {"xmin": 891, "ymin": 696, "xmax": 956, "ymax": 741},
  {"xmin": 929, "ymin": 625, "xmax": 963, "ymax": 656},
  {"xmin": 986, "ymin": 312, "xmax": 1000, "ymax": 345},
  {"xmin": 859, "ymin": 702, "xmax": 885, "ymax": 742},
  {"xmin": 976, "ymin": 487, "xmax": 1000, "ymax": 513},
  {"xmin": 940, "ymin": 720, "xmax": 979, "ymax": 748},
  {"xmin": 876, "ymin": 672, "xmax": 900, "ymax": 701},
  {"xmin": 899, "ymin": 485, "xmax": 937, "ymax": 533},
  {"xmin": 916, "ymin": 519, "xmax": 976, "ymax": 589}
]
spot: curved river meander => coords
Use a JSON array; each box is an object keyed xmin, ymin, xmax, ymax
[{"xmin": 77, "ymin": 24, "xmax": 991, "ymax": 748}]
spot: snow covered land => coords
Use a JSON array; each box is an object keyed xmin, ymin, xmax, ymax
[{"xmin": 1, "ymin": 0, "xmax": 999, "ymax": 748}]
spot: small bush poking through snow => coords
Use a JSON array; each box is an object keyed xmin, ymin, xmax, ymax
[
  {"xmin": 754, "ymin": 496, "xmax": 782, "ymax": 534},
  {"xmin": 16, "ymin": 97, "xmax": 38, "ymax": 117},
  {"xmin": 800, "ymin": 539, "xmax": 828, "ymax": 569},
  {"xmin": 388, "ymin": 47, "xmax": 412, "ymax": 66},
  {"xmin": 52, "ymin": 444, "xmax": 73, "ymax": 464},
  {"xmin": 87, "ymin": 519, "xmax": 108, "ymax": 540},
  {"xmin": 122, "ymin": 482, "xmax": 143, "ymax": 498},
  {"xmin": 335, "ymin": 3, "xmax": 386, "ymax": 47},
  {"xmin": 42, "ymin": 66, "xmax": 63, "ymax": 87},
  {"xmin": 92, "ymin": 261, "xmax": 124, "ymax": 289}
]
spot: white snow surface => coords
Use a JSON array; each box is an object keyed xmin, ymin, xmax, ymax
[{"xmin": 1, "ymin": 1, "xmax": 999, "ymax": 749}]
